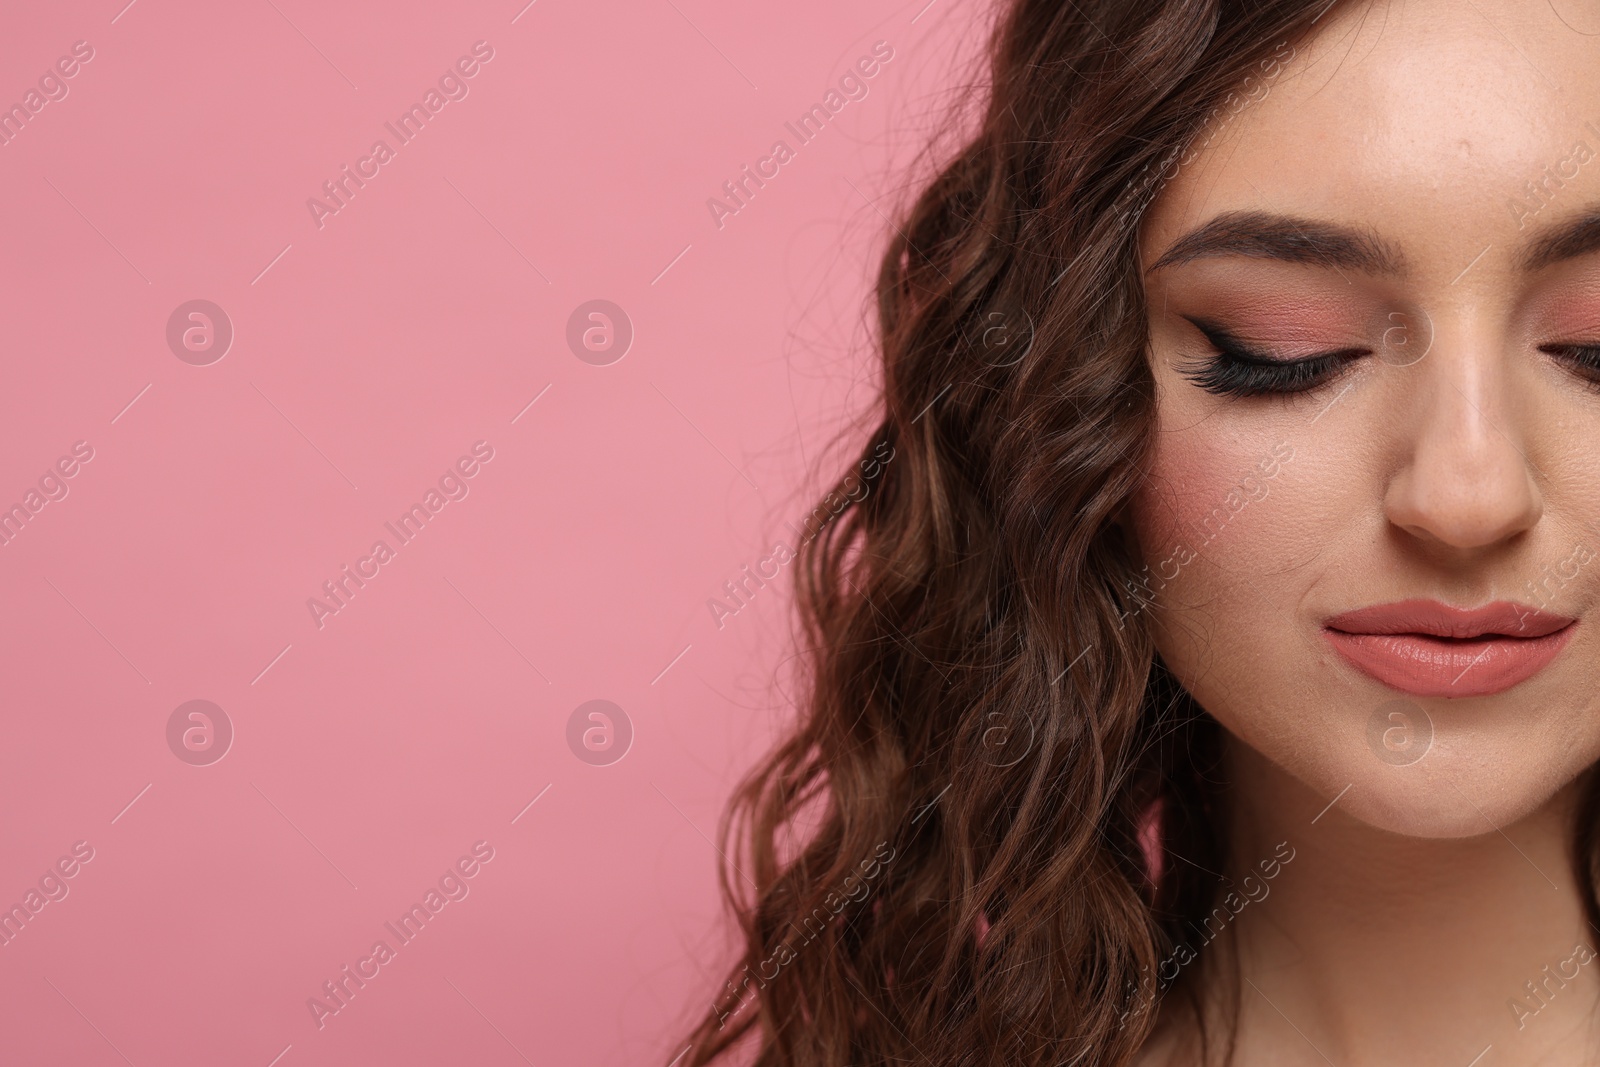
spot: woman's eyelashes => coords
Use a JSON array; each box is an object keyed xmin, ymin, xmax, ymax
[
  {"xmin": 1540, "ymin": 342, "xmax": 1600, "ymax": 391},
  {"xmin": 1173, "ymin": 309, "xmax": 1600, "ymax": 398},
  {"xmin": 1178, "ymin": 316, "xmax": 1370, "ymax": 398}
]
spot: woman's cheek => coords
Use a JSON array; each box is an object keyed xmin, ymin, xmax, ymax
[
  {"xmin": 1131, "ymin": 426, "xmax": 1320, "ymax": 696},
  {"xmin": 1133, "ymin": 431, "xmax": 1286, "ymax": 588}
]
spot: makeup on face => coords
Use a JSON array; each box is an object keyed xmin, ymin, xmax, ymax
[
  {"xmin": 1322, "ymin": 599, "xmax": 1577, "ymax": 699},
  {"xmin": 1151, "ymin": 262, "xmax": 1407, "ymax": 397},
  {"xmin": 1125, "ymin": 0, "xmax": 1600, "ymax": 844}
]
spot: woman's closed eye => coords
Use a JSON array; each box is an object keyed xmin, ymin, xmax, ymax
[
  {"xmin": 1541, "ymin": 340, "xmax": 1600, "ymax": 391},
  {"xmin": 1177, "ymin": 316, "xmax": 1371, "ymax": 398}
]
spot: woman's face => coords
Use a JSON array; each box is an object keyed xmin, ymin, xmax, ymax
[{"xmin": 1133, "ymin": 0, "xmax": 1600, "ymax": 837}]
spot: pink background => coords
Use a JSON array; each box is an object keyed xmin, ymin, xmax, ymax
[{"xmin": 0, "ymin": 0, "xmax": 988, "ymax": 1064}]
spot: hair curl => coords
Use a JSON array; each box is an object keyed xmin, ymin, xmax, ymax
[{"xmin": 677, "ymin": 2, "xmax": 1355, "ymax": 1065}]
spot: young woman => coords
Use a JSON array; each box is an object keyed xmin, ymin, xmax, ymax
[{"xmin": 680, "ymin": 0, "xmax": 1600, "ymax": 1063}]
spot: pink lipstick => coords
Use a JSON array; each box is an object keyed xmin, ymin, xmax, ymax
[{"xmin": 1322, "ymin": 599, "xmax": 1576, "ymax": 698}]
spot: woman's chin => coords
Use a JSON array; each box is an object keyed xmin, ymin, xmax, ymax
[
  {"xmin": 1303, "ymin": 743, "xmax": 1574, "ymax": 840},
  {"xmin": 1334, "ymin": 776, "xmax": 1528, "ymax": 840}
]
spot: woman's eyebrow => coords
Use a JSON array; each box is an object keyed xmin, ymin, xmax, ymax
[
  {"xmin": 1519, "ymin": 208, "xmax": 1600, "ymax": 273},
  {"xmin": 1146, "ymin": 209, "xmax": 1408, "ymax": 276}
]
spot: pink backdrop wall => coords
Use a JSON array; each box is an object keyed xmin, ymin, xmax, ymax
[{"xmin": 0, "ymin": 0, "xmax": 988, "ymax": 1064}]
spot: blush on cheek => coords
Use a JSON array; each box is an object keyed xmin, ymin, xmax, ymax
[
  {"xmin": 1133, "ymin": 437, "xmax": 1256, "ymax": 563},
  {"xmin": 1129, "ymin": 480, "xmax": 1191, "ymax": 570},
  {"xmin": 1128, "ymin": 429, "xmax": 1306, "ymax": 632}
]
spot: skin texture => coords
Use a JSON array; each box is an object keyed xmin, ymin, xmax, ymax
[{"xmin": 1132, "ymin": 1, "xmax": 1600, "ymax": 1063}]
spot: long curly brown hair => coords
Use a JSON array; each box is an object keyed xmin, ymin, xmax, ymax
[{"xmin": 676, "ymin": 2, "xmax": 1357, "ymax": 1065}]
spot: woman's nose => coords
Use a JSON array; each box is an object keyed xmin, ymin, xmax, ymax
[{"xmin": 1382, "ymin": 345, "xmax": 1543, "ymax": 551}]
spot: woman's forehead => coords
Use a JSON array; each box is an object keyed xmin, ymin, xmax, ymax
[{"xmin": 1141, "ymin": 0, "xmax": 1600, "ymax": 285}]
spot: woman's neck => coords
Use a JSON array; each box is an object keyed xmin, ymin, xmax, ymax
[{"xmin": 1170, "ymin": 741, "xmax": 1600, "ymax": 1066}]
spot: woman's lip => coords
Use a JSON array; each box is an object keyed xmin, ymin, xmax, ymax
[
  {"xmin": 1324, "ymin": 599, "xmax": 1574, "ymax": 639},
  {"xmin": 1322, "ymin": 600, "xmax": 1577, "ymax": 698}
]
